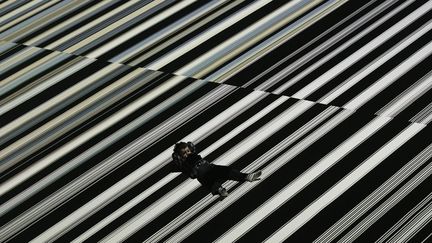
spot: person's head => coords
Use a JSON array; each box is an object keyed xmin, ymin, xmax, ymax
[{"xmin": 173, "ymin": 142, "xmax": 193, "ymax": 161}]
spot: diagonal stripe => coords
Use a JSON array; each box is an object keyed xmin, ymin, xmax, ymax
[
  {"xmin": 216, "ymin": 116, "xmax": 392, "ymax": 242},
  {"xmin": 266, "ymin": 123, "xmax": 424, "ymax": 242},
  {"xmin": 291, "ymin": 0, "xmax": 432, "ymax": 100}
]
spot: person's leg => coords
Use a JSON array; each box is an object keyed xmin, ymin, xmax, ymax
[
  {"xmin": 197, "ymin": 165, "xmax": 233, "ymax": 196},
  {"xmin": 198, "ymin": 165, "xmax": 226, "ymax": 196},
  {"xmin": 204, "ymin": 165, "xmax": 262, "ymax": 196},
  {"xmin": 197, "ymin": 177, "xmax": 213, "ymax": 193},
  {"xmin": 207, "ymin": 165, "xmax": 245, "ymax": 197},
  {"xmin": 196, "ymin": 163, "xmax": 215, "ymax": 193},
  {"xmin": 211, "ymin": 165, "xmax": 262, "ymax": 182},
  {"xmin": 210, "ymin": 180, "xmax": 227, "ymax": 196},
  {"xmin": 211, "ymin": 165, "xmax": 247, "ymax": 182}
]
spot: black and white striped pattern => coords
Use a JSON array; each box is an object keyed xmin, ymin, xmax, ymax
[{"xmin": 1, "ymin": 0, "xmax": 432, "ymax": 242}]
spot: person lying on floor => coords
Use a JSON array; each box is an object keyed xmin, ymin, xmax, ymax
[{"xmin": 170, "ymin": 141, "xmax": 262, "ymax": 197}]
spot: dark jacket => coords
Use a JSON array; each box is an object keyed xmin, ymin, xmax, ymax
[{"xmin": 170, "ymin": 153, "xmax": 210, "ymax": 179}]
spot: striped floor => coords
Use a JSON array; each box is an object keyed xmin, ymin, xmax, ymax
[{"xmin": 1, "ymin": 0, "xmax": 432, "ymax": 242}]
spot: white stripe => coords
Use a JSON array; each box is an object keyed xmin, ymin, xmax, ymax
[
  {"xmin": 0, "ymin": 1, "xmax": 25, "ymax": 16},
  {"xmin": 207, "ymin": 0, "xmax": 349, "ymax": 83},
  {"xmin": 163, "ymin": 108, "xmax": 350, "ymax": 243},
  {"xmin": 265, "ymin": 123, "xmax": 424, "ymax": 242},
  {"xmin": 0, "ymin": 68, "xmax": 146, "ymax": 168},
  {"xmin": 73, "ymin": 95, "xmax": 286, "ymax": 242},
  {"xmin": 350, "ymin": 167, "xmax": 432, "ymax": 243},
  {"xmin": 200, "ymin": 96, "xmax": 289, "ymax": 156},
  {"xmin": 292, "ymin": 0, "xmax": 432, "ymax": 100},
  {"xmin": 397, "ymin": 207, "xmax": 432, "ymax": 243},
  {"xmin": 0, "ymin": 56, "xmax": 102, "ymax": 116},
  {"xmin": 0, "ymin": 41, "xmax": 16, "ymax": 54},
  {"xmin": 0, "ymin": 1, "xmax": 87, "ymax": 41},
  {"xmin": 71, "ymin": 173, "xmax": 178, "ymax": 243},
  {"xmin": 24, "ymin": 0, "xmax": 113, "ymax": 45},
  {"xmin": 0, "ymin": 70, "xmax": 154, "ymax": 213},
  {"xmin": 216, "ymin": 116, "xmax": 392, "ymax": 242},
  {"xmin": 376, "ymin": 192, "xmax": 432, "ymax": 243},
  {"xmin": 174, "ymin": 0, "xmax": 309, "ymax": 76},
  {"xmin": 0, "ymin": 50, "xmax": 60, "ymax": 90},
  {"xmin": 147, "ymin": 0, "xmax": 271, "ymax": 70},
  {"xmin": 101, "ymin": 100, "xmax": 313, "ymax": 243},
  {"xmin": 151, "ymin": 100, "xmax": 331, "ymax": 243},
  {"xmin": 420, "ymin": 109, "xmax": 432, "ymax": 124},
  {"xmin": 28, "ymin": 91, "xmax": 265, "ymax": 242},
  {"xmin": 422, "ymin": 233, "xmax": 432, "ymax": 243},
  {"xmin": 272, "ymin": 0, "xmax": 413, "ymax": 95},
  {"xmin": 315, "ymin": 144, "xmax": 432, "ymax": 243},
  {"xmin": 0, "ymin": 47, "xmax": 40, "ymax": 75},
  {"xmin": 344, "ymin": 40, "xmax": 432, "ymax": 110},
  {"xmin": 0, "ymin": 79, "xmax": 211, "ymax": 241},
  {"xmin": 110, "ymin": 0, "xmax": 225, "ymax": 63},
  {"xmin": 86, "ymin": 0, "xmax": 197, "ymax": 58},
  {"xmin": 0, "ymin": 1, "xmax": 60, "ymax": 33},
  {"xmin": 0, "ymin": 58, "xmax": 94, "ymax": 132},
  {"xmin": 379, "ymin": 72, "xmax": 432, "ymax": 117},
  {"xmin": 251, "ymin": 0, "xmax": 391, "ymax": 91},
  {"xmin": 45, "ymin": 0, "xmax": 138, "ymax": 49},
  {"xmin": 0, "ymin": 74, "xmax": 184, "ymax": 197},
  {"xmin": 321, "ymin": 19, "xmax": 432, "ymax": 104},
  {"xmin": 0, "ymin": 1, "xmax": 41, "ymax": 24},
  {"xmin": 0, "ymin": 52, "xmax": 69, "ymax": 97}
]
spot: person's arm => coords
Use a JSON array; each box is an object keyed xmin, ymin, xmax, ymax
[
  {"xmin": 188, "ymin": 153, "xmax": 202, "ymax": 162},
  {"xmin": 168, "ymin": 160, "xmax": 184, "ymax": 173}
]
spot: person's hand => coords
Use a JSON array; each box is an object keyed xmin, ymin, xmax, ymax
[{"xmin": 190, "ymin": 153, "xmax": 202, "ymax": 161}]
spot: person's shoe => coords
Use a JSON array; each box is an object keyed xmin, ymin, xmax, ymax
[
  {"xmin": 218, "ymin": 187, "xmax": 228, "ymax": 197},
  {"xmin": 246, "ymin": 170, "xmax": 262, "ymax": 182}
]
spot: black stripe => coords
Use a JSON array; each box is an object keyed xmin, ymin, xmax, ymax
[
  {"xmin": 329, "ymin": 12, "xmax": 432, "ymax": 108},
  {"xmin": 0, "ymin": 80, "xmax": 231, "ymax": 241},
  {"xmin": 0, "ymin": 53, "xmax": 74, "ymax": 103},
  {"xmin": 1, "ymin": 0, "xmax": 432, "ymax": 242},
  {"xmin": 407, "ymin": 215, "xmax": 432, "ymax": 243},
  {"xmin": 0, "ymin": 43, "xmax": 23, "ymax": 62},
  {"xmin": 0, "ymin": 1, "xmax": 30, "ymax": 17},
  {"xmin": 280, "ymin": 0, "xmax": 427, "ymax": 97},
  {"xmin": 224, "ymin": 0, "xmax": 397, "ymax": 88},
  {"xmin": 159, "ymin": 1, "xmax": 290, "ymax": 73},
  {"xmin": 76, "ymin": 0, "xmax": 177, "ymax": 56},
  {"xmin": 34, "ymin": 0, "xmax": 124, "ymax": 47},
  {"xmin": 0, "ymin": 59, "xmax": 107, "ymax": 147},
  {"xmin": 306, "ymin": 10, "xmax": 432, "ymax": 103},
  {"xmin": 184, "ymin": 107, "xmax": 370, "ymax": 242},
  {"xmin": 357, "ymin": 52, "xmax": 432, "ymax": 116},
  {"xmin": 0, "ymin": 1, "xmax": 47, "ymax": 28},
  {"xmin": 14, "ymin": 1, "xmax": 99, "ymax": 44},
  {"xmin": 403, "ymin": 87, "xmax": 432, "ymax": 123},
  {"xmin": 125, "ymin": 95, "xmax": 297, "ymax": 241},
  {"xmin": 131, "ymin": 0, "xmax": 253, "ymax": 68},
  {"xmin": 287, "ymin": 121, "xmax": 432, "ymax": 242},
  {"xmin": 198, "ymin": 93, "xmax": 281, "ymax": 157},
  {"xmin": 355, "ymin": 164, "xmax": 432, "ymax": 242},
  {"xmin": 0, "ymin": 64, "xmax": 133, "ymax": 184},
  {"xmin": 122, "ymin": 0, "xmax": 242, "ymax": 65},
  {"xmin": 0, "ymin": 48, "xmax": 47, "ymax": 84},
  {"xmin": 200, "ymin": 1, "xmax": 331, "ymax": 81},
  {"xmin": 54, "ymin": 0, "xmax": 154, "ymax": 51},
  {"xmin": 97, "ymin": 1, "xmax": 215, "ymax": 62},
  {"xmin": 0, "ymin": 70, "xmax": 170, "ymax": 196},
  {"xmin": 240, "ymin": 115, "xmax": 409, "ymax": 242},
  {"xmin": 0, "ymin": 1, "xmax": 65, "ymax": 37}
]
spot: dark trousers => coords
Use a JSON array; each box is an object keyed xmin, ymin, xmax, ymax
[{"xmin": 197, "ymin": 164, "xmax": 247, "ymax": 195}]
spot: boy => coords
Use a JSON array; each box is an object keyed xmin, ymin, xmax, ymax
[{"xmin": 171, "ymin": 141, "xmax": 262, "ymax": 197}]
